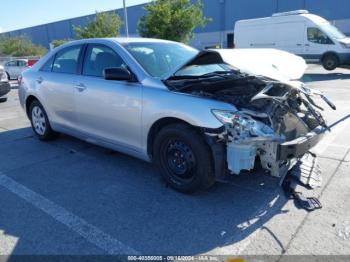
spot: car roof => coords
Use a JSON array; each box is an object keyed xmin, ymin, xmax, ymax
[
  {"xmin": 60, "ymin": 37, "xmax": 177, "ymax": 47},
  {"xmin": 108, "ymin": 37, "xmax": 176, "ymax": 44},
  {"xmin": 6, "ymin": 59, "xmax": 28, "ymax": 63}
]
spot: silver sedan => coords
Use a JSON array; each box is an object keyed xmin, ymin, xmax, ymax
[{"xmin": 19, "ymin": 38, "xmax": 333, "ymax": 193}]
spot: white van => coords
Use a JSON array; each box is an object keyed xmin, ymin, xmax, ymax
[{"xmin": 234, "ymin": 10, "xmax": 350, "ymax": 70}]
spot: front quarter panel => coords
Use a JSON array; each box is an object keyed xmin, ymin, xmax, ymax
[{"xmin": 141, "ymin": 80, "xmax": 237, "ymax": 153}]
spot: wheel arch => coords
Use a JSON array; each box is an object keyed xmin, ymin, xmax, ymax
[
  {"xmin": 25, "ymin": 95, "xmax": 40, "ymax": 118},
  {"xmin": 146, "ymin": 116, "xmax": 227, "ymax": 180},
  {"xmin": 321, "ymin": 51, "xmax": 340, "ymax": 62},
  {"xmin": 147, "ymin": 117, "xmax": 196, "ymax": 158}
]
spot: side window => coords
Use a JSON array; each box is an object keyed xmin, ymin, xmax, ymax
[
  {"xmin": 18, "ymin": 60, "xmax": 27, "ymax": 67},
  {"xmin": 307, "ymin": 27, "xmax": 333, "ymax": 45},
  {"xmin": 6, "ymin": 61, "xmax": 16, "ymax": 67},
  {"xmin": 52, "ymin": 45, "xmax": 82, "ymax": 74},
  {"xmin": 83, "ymin": 44, "xmax": 127, "ymax": 77},
  {"xmin": 41, "ymin": 55, "xmax": 55, "ymax": 72}
]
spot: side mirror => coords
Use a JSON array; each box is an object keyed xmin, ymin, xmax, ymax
[{"xmin": 104, "ymin": 67, "xmax": 133, "ymax": 81}]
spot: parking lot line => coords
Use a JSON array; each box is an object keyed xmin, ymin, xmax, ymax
[{"xmin": 0, "ymin": 174, "xmax": 139, "ymax": 255}]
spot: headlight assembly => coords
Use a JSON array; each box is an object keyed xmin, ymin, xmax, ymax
[{"xmin": 212, "ymin": 109, "xmax": 277, "ymax": 141}]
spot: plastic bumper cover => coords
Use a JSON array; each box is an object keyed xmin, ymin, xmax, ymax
[{"xmin": 277, "ymin": 127, "xmax": 324, "ymax": 161}]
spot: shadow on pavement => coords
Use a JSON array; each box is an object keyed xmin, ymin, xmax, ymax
[
  {"xmin": 0, "ymin": 127, "xmax": 289, "ymax": 255},
  {"xmin": 302, "ymin": 72, "xmax": 350, "ymax": 82}
]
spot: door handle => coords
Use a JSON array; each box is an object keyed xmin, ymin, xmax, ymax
[
  {"xmin": 305, "ymin": 44, "xmax": 310, "ymax": 47},
  {"xmin": 296, "ymin": 44, "xmax": 302, "ymax": 46},
  {"xmin": 36, "ymin": 77, "xmax": 43, "ymax": 84},
  {"xmin": 75, "ymin": 83, "xmax": 87, "ymax": 92}
]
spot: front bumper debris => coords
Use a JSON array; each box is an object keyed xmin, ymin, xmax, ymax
[
  {"xmin": 282, "ymin": 152, "xmax": 323, "ymax": 211},
  {"xmin": 277, "ymin": 127, "xmax": 324, "ymax": 161},
  {"xmin": 288, "ymin": 152, "xmax": 322, "ymax": 188}
]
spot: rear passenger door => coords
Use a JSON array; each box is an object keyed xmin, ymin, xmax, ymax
[
  {"xmin": 38, "ymin": 44, "xmax": 83, "ymax": 130},
  {"xmin": 74, "ymin": 43, "xmax": 142, "ymax": 151}
]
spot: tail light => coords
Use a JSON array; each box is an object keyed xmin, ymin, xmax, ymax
[{"xmin": 28, "ymin": 59, "xmax": 38, "ymax": 67}]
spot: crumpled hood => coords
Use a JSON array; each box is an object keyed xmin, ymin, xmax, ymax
[
  {"xmin": 338, "ymin": 37, "xmax": 350, "ymax": 45},
  {"xmin": 168, "ymin": 48, "xmax": 307, "ymax": 82},
  {"xmin": 213, "ymin": 49, "xmax": 307, "ymax": 81}
]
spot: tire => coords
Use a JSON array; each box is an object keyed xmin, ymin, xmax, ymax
[
  {"xmin": 29, "ymin": 100, "xmax": 58, "ymax": 141},
  {"xmin": 0, "ymin": 97, "xmax": 7, "ymax": 103},
  {"xmin": 322, "ymin": 54, "xmax": 339, "ymax": 71},
  {"xmin": 153, "ymin": 123, "xmax": 215, "ymax": 193}
]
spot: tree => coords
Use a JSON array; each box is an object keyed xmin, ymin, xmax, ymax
[
  {"xmin": 138, "ymin": 0, "xmax": 210, "ymax": 43},
  {"xmin": 74, "ymin": 11, "xmax": 122, "ymax": 39},
  {"xmin": 51, "ymin": 39, "xmax": 71, "ymax": 48},
  {"xmin": 0, "ymin": 36, "xmax": 47, "ymax": 57}
]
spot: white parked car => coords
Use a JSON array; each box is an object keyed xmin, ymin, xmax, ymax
[
  {"xmin": 0, "ymin": 65, "xmax": 11, "ymax": 100},
  {"xmin": 4, "ymin": 59, "xmax": 33, "ymax": 80},
  {"xmin": 234, "ymin": 10, "xmax": 350, "ymax": 70}
]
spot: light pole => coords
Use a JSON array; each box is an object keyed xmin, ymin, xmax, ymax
[{"xmin": 123, "ymin": 0, "xmax": 129, "ymax": 37}]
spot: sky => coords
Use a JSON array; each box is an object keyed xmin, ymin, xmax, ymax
[{"xmin": 0, "ymin": 0, "xmax": 152, "ymax": 33}]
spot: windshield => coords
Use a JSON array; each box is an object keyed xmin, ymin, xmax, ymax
[
  {"xmin": 175, "ymin": 63, "xmax": 232, "ymax": 77},
  {"xmin": 123, "ymin": 42, "xmax": 199, "ymax": 78},
  {"xmin": 321, "ymin": 23, "xmax": 346, "ymax": 39}
]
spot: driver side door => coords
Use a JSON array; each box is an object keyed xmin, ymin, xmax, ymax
[{"xmin": 74, "ymin": 43, "xmax": 143, "ymax": 152}]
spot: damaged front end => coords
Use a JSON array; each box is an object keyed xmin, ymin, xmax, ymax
[
  {"xmin": 208, "ymin": 81, "xmax": 329, "ymax": 183},
  {"xmin": 164, "ymin": 50, "xmax": 336, "ymax": 189}
]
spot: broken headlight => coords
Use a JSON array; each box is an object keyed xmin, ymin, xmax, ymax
[{"xmin": 212, "ymin": 110, "xmax": 277, "ymax": 141}]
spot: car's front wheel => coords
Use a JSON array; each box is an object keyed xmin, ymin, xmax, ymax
[
  {"xmin": 153, "ymin": 123, "xmax": 215, "ymax": 193},
  {"xmin": 29, "ymin": 100, "xmax": 58, "ymax": 141}
]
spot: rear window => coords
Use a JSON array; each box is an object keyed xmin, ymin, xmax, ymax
[{"xmin": 6, "ymin": 61, "xmax": 16, "ymax": 66}]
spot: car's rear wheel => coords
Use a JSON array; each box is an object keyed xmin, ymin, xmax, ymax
[
  {"xmin": 153, "ymin": 123, "xmax": 215, "ymax": 193},
  {"xmin": 29, "ymin": 100, "xmax": 58, "ymax": 141},
  {"xmin": 322, "ymin": 54, "xmax": 339, "ymax": 71}
]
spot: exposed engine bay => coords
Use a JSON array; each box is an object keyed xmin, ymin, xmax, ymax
[{"xmin": 165, "ymin": 68, "xmax": 336, "ymax": 182}]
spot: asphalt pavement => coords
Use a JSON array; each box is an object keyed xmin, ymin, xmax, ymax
[{"xmin": 0, "ymin": 65, "xmax": 349, "ymax": 258}]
